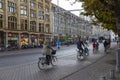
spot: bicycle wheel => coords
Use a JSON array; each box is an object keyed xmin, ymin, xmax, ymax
[
  {"xmin": 84, "ymin": 49, "xmax": 89, "ymax": 56},
  {"xmin": 38, "ymin": 57, "xmax": 47, "ymax": 70},
  {"xmin": 77, "ymin": 52, "xmax": 84, "ymax": 60},
  {"xmin": 51, "ymin": 56, "xmax": 57, "ymax": 65}
]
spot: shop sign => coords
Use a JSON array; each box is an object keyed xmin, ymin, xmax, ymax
[
  {"xmin": 21, "ymin": 33, "xmax": 24, "ymax": 38},
  {"xmin": 8, "ymin": 32, "xmax": 12, "ymax": 37}
]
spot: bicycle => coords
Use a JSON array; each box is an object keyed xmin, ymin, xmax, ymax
[
  {"xmin": 77, "ymin": 48, "xmax": 89, "ymax": 60},
  {"xmin": 38, "ymin": 55, "xmax": 57, "ymax": 70}
]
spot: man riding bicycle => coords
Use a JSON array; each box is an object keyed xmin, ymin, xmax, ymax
[
  {"xmin": 42, "ymin": 41, "xmax": 53, "ymax": 65},
  {"xmin": 76, "ymin": 37, "xmax": 85, "ymax": 53}
]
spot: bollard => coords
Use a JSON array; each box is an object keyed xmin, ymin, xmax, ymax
[
  {"xmin": 110, "ymin": 69, "xmax": 115, "ymax": 79},
  {"xmin": 100, "ymin": 76, "xmax": 106, "ymax": 80}
]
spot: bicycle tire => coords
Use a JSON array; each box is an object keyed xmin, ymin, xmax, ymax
[
  {"xmin": 77, "ymin": 52, "xmax": 84, "ymax": 60},
  {"xmin": 38, "ymin": 57, "xmax": 47, "ymax": 70},
  {"xmin": 51, "ymin": 56, "xmax": 57, "ymax": 65}
]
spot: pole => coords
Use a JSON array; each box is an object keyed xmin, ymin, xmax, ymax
[{"xmin": 57, "ymin": 0, "xmax": 60, "ymax": 49}]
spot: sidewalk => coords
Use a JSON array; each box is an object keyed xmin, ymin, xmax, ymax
[
  {"xmin": 0, "ymin": 43, "xmax": 119, "ymax": 80},
  {"xmin": 60, "ymin": 46, "xmax": 120, "ymax": 80}
]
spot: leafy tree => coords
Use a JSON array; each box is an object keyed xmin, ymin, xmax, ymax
[{"xmin": 68, "ymin": 0, "xmax": 120, "ymax": 46}]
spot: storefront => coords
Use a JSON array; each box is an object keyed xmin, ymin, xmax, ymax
[
  {"xmin": 0, "ymin": 31, "xmax": 4, "ymax": 47},
  {"xmin": 7, "ymin": 32, "xmax": 19, "ymax": 47},
  {"xmin": 20, "ymin": 33, "xmax": 29, "ymax": 47}
]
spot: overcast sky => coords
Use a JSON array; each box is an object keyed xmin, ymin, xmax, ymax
[{"xmin": 51, "ymin": 0, "xmax": 83, "ymax": 16}]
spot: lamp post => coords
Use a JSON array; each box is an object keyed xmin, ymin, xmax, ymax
[{"xmin": 57, "ymin": 0, "xmax": 60, "ymax": 49}]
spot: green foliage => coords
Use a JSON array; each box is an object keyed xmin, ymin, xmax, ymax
[{"xmin": 72, "ymin": 0, "xmax": 119, "ymax": 33}]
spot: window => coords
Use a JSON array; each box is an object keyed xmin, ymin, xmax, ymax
[
  {"xmin": 20, "ymin": 19, "xmax": 28, "ymax": 31},
  {"xmin": 30, "ymin": 9, "xmax": 36, "ymax": 18},
  {"xmin": 45, "ymin": 0, "xmax": 49, "ymax": 5},
  {"xmin": 30, "ymin": 1, "xmax": 35, "ymax": 7},
  {"xmin": 20, "ymin": 0, "xmax": 27, "ymax": 2},
  {"xmin": 38, "ymin": 11, "xmax": 44, "ymax": 20},
  {"xmin": 45, "ymin": 7, "xmax": 49, "ymax": 12},
  {"xmin": 39, "ymin": 23, "xmax": 44, "ymax": 32},
  {"xmin": 38, "ymin": 3, "xmax": 43, "ymax": 9},
  {"xmin": 45, "ymin": 15, "xmax": 50, "ymax": 22},
  {"xmin": 0, "ymin": 0, "xmax": 2, "ymax": 9},
  {"xmin": 30, "ymin": 21, "xmax": 36, "ymax": 32},
  {"xmin": 8, "ymin": 16, "xmax": 17, "ymax": 30},
  {"xmin": 0, "ymin": 14, "xmax": 3, "ymax": 28},
  {"xmin": 20, "ymin": 6, "xmax": 27, "ymax": 15},
  {"xmin": 8, "ymin": 1, "xmax": 16, "ymax": 12},
  {"xmin": 45, "ymin": 24, "xmax": 50, "ymax": 33}
]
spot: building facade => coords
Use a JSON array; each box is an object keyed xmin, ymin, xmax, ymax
[
  {"xmin": 0, "ymin": 0, "xmax": 52, "ymax": 48},
  {"xmin": 51, "ymin": 3, "xmax": 92, "ymax": 45}
]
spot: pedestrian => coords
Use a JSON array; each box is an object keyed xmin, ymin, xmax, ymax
[
  {"xmin": 117, "ymin": 40, "xmax": 119, "ymax": 45},
  {"xmin": 96, "ymin": 41, "xmax": 99, "ymax": 51},
  {"xmin": 103, "ymin": 39, "xmax": 109, "ymax": 52}
]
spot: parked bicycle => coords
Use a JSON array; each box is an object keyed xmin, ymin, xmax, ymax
[{"xmin": 38, "ymin": 54, "xmax": 57, "ymax": 70}]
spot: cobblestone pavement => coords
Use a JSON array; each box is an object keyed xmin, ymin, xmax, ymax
[{"xmin": 0, "ymin": 43, "xmax": 119, "ymax": 80}]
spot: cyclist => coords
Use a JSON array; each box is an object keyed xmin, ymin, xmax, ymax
[
  {"xmin": 92, "ymin": 41, "xmax": 96, "ymax": 52},
  {"xmin": 42, "ymin": 42, "xmax": 52, "ymax": 65},
  {"xmin": 76, "ymin": 37, "xmax": 85, "ymax": 53}
]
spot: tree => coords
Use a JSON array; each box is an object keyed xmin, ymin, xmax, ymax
[{"xmin": 68, "ymin": 0, "xmax": 120, "ymax": 46}]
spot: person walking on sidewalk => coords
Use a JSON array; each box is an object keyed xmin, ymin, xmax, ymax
[
  {"xmin": 96, "ymin": 41, "xmax": 99, "ymax": 51},
  {"xmin": 103, "ymin": 39, "xmax": 109, "ymax": 52}
]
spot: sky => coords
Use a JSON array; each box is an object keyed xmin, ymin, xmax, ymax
[{"xmin": 51, "ymin": 0, "xmax": 83, "ymax": 16}]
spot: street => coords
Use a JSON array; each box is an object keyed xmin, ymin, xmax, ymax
[
  {"xmin": 0, "ymin": 42, "xmax": 117, "ymax": 80},
  {"xmin": 0, "ymin": 43, "xmax": 104, "ymax": 68}
]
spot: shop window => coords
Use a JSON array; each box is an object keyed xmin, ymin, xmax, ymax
[
  {"xmin": 8, "ymin": 16, "xmax": 17, "ymax": 30},
  {"xmin": 0, "ymin": 14, "xmax": 3, "ymax": 28}
]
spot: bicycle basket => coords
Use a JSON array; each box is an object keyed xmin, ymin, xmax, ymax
[{"xmin": 52, "ymin": 50, "xmax": 56, "ymax": 55}]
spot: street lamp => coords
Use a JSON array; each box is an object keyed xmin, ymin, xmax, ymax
[{"xmin": 57, "ymin": 0, "xmax": 60, "ymax": 49}]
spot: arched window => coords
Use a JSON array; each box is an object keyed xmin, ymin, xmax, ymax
[
  {"xmin": 8, "ymin": 16, "xmax": 17, "ymax": 30},
  {"xmin": 39, "ymin": 23, "xmax": 44, "ymax": 32},
  {"xmin": 30, "ymin": 21, "xmax": 36, "ymax": 32},
  {"xmin": 0, "ymin": 14, "xmax": 3, "ymax": 28},
  {"xmin": 20, "ymin": 19, "xmax": 28, "ymax": 31}
]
